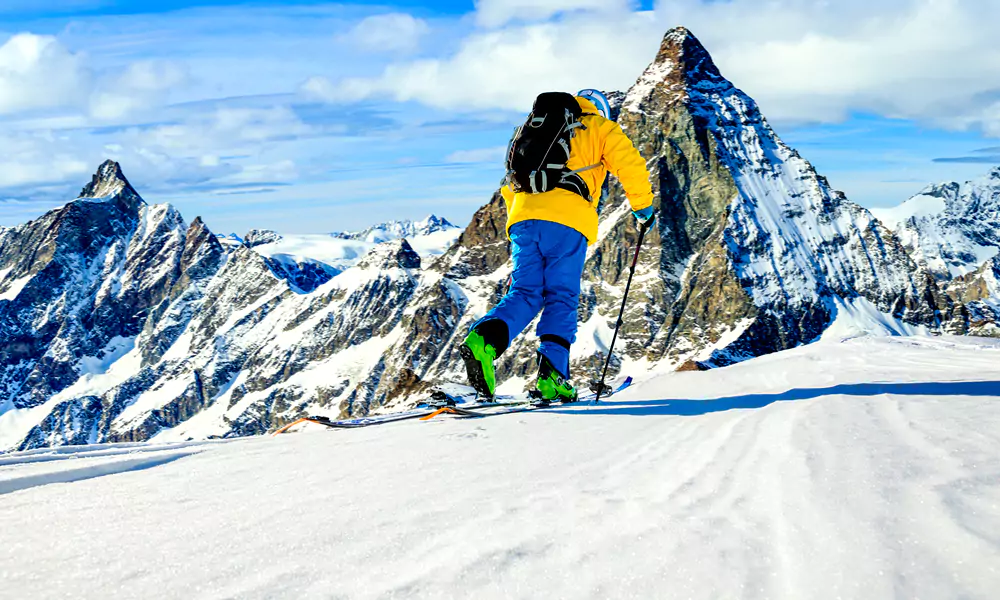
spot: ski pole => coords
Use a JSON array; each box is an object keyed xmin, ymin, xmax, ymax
[{"xmin": 593, "ymin": 217, "xmax": 652, "ymax": 403}]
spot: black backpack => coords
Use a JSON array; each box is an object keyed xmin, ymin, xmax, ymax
[{"xmin": 504, "ymin": 92, "xmax": 601, "ymax": 201}]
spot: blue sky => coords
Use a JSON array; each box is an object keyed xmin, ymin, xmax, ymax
[{"xmin": 0, "ymin": 0, "xmax": 998, "ymax": 234}]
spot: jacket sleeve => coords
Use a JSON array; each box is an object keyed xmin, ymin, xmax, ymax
[{"xmin": 602, "ymin": 122, "xmax": 654, "ymax": 212}]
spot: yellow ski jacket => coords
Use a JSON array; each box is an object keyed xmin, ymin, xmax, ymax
[{"xmin": 500, "ymin": 96, "xmax": 654, "ymax": 245}]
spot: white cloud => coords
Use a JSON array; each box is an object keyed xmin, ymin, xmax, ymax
[
  {"xmin": 475, "ymin": 0, "xmax": 634, "ymax": 28},
  {"xmin": 0, "ymin": 33, "xmax": 91, "ymax": 115},
  {"xmin": 90, "ymin": 60, "xmax": 189, "ymax": 120},
  {"xmin": 0, "ymin": 132, "xmax": 91, "ymax": 188},
  {"xmin": 445, "ymin": 145, "xmax": 507, "ymax": 163},
  {"xmin": 319, "ymin": 0, "xmax": 1000, "ymax": 137},
  {"xmin": 0, "ymin": 103, "xmax": 311, "ymax": 202},
  {"xmin": 300, "ymin": 75, "xmax": 339, "ymax": 102},
  {"xmin": 341, "ymin": 13, "xmax": 430, "ymax": 54},
  {"xmin": 119, "ymin": 106, "xmax": 313, "ymax": 158},
  {"xmin": 0, "ymin": 33, "xmax": 188, "ymax": 121},
  {"xmin": 334, "ymin": 13, "xmax": 662, "ymax": 111},
  {"xmin": 687, "ymin": 0, "xmax": 1000, "ymax": 128}
]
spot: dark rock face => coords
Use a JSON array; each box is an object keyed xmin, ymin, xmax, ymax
[
  {"xmin": 355, "ymin": 239, "xmax": 421, "ymax": 271},
  {"xmin": 264, "ymin": 258, "xmax": 338, "ymax": 293},
  {"xmin": 243, "ymin": 229, "xmax": 282, "ymax": 248},
  {"xmin": 942, "ymin": 256, "xmax": 1000, "ymax": 336},
  {"xmin": 435, "ymin": 191, "xmax": 510, "ymax": 279}
]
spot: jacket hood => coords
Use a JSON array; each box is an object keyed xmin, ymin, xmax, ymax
[{"xmin": 575, "ymin": 96, "xmax": 601, "ymax": 115}]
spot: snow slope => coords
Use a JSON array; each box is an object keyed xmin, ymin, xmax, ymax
[{"xmin": 2, "ymin": 336, "xmax": 998, "ymax": 599}]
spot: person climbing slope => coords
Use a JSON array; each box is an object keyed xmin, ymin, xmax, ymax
[{"xmin": 460, "ymin": 89, "xmax": 655, "ymax": 402}]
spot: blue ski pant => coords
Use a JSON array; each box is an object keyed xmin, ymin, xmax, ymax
[{"xmin": 472, "ymin": 220, "xmax": 587, "ymax": 378}]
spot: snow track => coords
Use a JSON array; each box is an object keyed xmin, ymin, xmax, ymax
[
  {"xmin": 0, "ymin": 336, "xmax": 998, "ymax": 599},
  {"xmin": 0, "ymin": 449, "xmax": 201, "ymax": 496}
]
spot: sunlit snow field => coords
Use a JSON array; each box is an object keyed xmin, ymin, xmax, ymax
[{"xmin": 1, "ymin": 335, "xmax": 998, "ymax": 599}]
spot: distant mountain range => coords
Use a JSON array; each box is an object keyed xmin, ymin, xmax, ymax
[
  {"xmin": 1, "ymin": 27, "xmax": 997, "ymax": 450},
  {"xmin": 211, "ymin": 217, "xmax": 461, "ymax": 292}
]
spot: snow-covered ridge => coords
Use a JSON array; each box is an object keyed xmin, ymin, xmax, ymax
[
  {"xmin": 215, "ymin": 215, "xmax": 460, "ymax": 274},
  {"xmin": 872, "ymin": 167, "xmax": 1000, "ymax": 279},
  {"xmin": 251, "ymin": 225, "xmax": 458, "ymax": 274},
  {"xmin": 331, "ymin": 214, "xmax": 457, "ymax": 243}
]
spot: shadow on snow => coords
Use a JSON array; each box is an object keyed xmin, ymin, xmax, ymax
[{"xmin": 555, "ymin": 380, "xmax": 1000, "ymax": 418}]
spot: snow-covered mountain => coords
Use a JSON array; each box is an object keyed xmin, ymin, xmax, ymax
[
  {"xmin": 569, "ymin": 27, "xmax": 941, "ymax": 372},
  {"xmin": 870, "ymin": 167, "xmax": 1000, "ymax": 335},
  {"xmin": 206, "ymin": 218, "xmax": 461, "ymax": 295},
  {"xmin": 872, "ymin": 168, "xmax": 1000, "ymax": 280},
  {"xmin": 331, "ymin": 215, "xmax": 457, "ymax": 243},
  {"xmin": 0, "ymin": 28, "xmax": 996, "ymax": 450}
]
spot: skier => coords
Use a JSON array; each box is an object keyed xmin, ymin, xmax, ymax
[{"xmin": 460, "ymin": 89, "xmax": 655, "ymax": 402}]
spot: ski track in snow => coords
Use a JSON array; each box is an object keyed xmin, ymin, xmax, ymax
[
  {"xmin": 0, "ymin": 336, "xmax": 998, "ymax": 599},
  {"xmin": 0, "ymin": 449, "xmax": 201, "ymax": 496}
]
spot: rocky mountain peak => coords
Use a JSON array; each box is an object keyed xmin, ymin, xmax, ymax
[
  {"xmin": 414, "ymin": 215, "xmax": 455, "ymax": 234},
  {"xmin": 355, "ymin": 239, "xmax": 421, "ymax": 271},
  {"xmin": 622, "ymin": 27, "xmax": 726, "ymax": 115},
  {"xmin": 658, "ymin": 27, "xmax": 723, "ymax": 83},
  {"xmin": 80, "ymin": 160, "xmax": 139, "ymax": 201}
]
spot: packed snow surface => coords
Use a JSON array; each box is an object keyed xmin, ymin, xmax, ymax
[{"xmin": 1, "ymin": 336, "xmax": 999, "ymax": 599}]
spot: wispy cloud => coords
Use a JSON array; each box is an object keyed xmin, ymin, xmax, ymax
[
  {"xmin": 932, "ymin": 155, "xmax": 1000, "ymax": 164},
  {"xmin": 475, "ymin": 0, "xmax": 633, "ymax": 28},
  {"xmin": 340, "ymin": 12, "xmax": 430, "ymax": 53},
  {"xmin": 445, "ymin": 146, "xmax": 507, "ymax": 164}
]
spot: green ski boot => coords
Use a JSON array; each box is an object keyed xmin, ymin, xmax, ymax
[
  {"xmin": 460, "ymin": 330, "xmax": 498, "ymax": 398},
  {"xmin": 534, "ymin": 353, "xmax": 578, "ymax": 404}
]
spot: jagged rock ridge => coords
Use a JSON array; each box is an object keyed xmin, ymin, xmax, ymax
[{"xmin": 873, "ymin": 168, "xmax": 1000, "ymax": 280}]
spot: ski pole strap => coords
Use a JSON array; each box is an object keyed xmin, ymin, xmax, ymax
[{"xmin": 539, "ymin": 334, "xmax": 571, "ymax": 350}]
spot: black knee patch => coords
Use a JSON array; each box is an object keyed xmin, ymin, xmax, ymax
[
  {"xmin": 473, "ymin": 318, "xmax": 510, "ymax": 355},
  {"xmin": 539, "ymin": 334, "xmax": 571, "ymax": 351}
]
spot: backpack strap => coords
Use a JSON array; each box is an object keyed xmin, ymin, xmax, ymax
[{"xmin": 565, "ymin": 162, "xmax": 602, "ymax": 176}]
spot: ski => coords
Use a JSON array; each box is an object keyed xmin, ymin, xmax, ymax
[
  {"xmin": 419, "ymin": 376, "xmax": 633, "ymax": 422},
  {"xmin": 272, "ymin": 376, "xmax": 632, "ymax": 435},
  {"xmin": 272, "ymin": 409, "xmax": 433, "ymax": 435}
]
